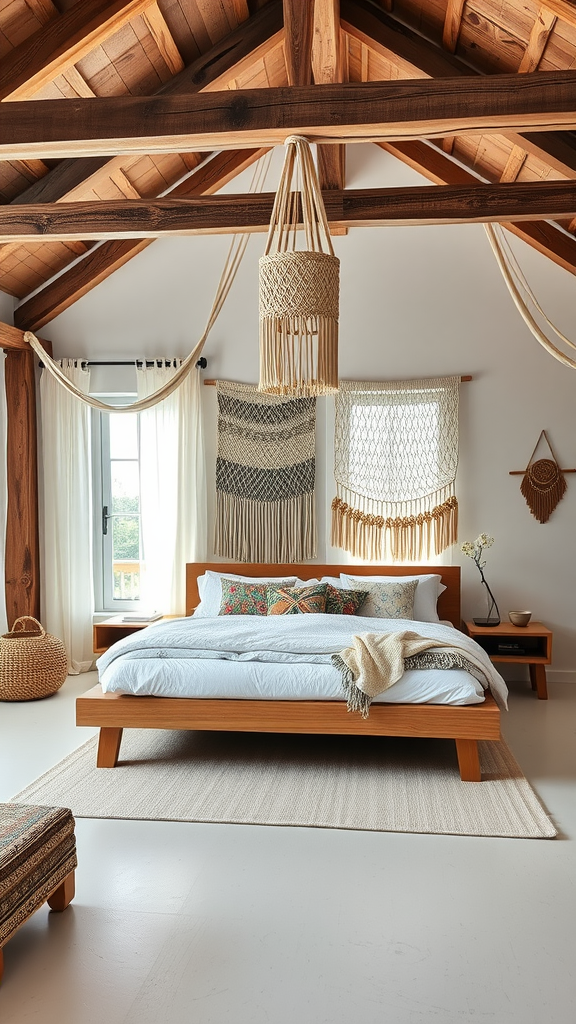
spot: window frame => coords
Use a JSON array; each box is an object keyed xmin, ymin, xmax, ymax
[{"xmin": 91, "ymin": 402, "xmax": 142, "ymax": 614}]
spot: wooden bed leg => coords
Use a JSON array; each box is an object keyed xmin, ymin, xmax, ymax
[
  {"xmin": 455, "ymin": 739, "xmax": 482, "ymax": 782},
  {"xmin": 97, "ymin": 727, "xmax": 123, "ymax": 767},
  {"xmin": 47, "ymin": 870, "xmax": 75, "ymax": 912}
]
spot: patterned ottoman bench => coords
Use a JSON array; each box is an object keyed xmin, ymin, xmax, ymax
[{"xmin": 0, "ymin": 804, "xmax": 77, "ymax": 983}]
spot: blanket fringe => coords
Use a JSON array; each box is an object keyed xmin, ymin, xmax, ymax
[{"xmin": 331, "ymin": 654, "xmax": 371, "ymax": 719}]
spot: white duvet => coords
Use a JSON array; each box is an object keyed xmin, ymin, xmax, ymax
[{"xmin": 98, "ymin": 615, "xmax": 508, "ymax": 709}]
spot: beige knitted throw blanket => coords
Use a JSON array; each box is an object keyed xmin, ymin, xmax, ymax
[{"xmin": 333, "ymin": 630, "xmax": 491, "ymax": 718}]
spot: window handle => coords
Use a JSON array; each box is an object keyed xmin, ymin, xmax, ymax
[{"xmin": 102, "ymin": 505, "xmax": 111, "ymax": 535}]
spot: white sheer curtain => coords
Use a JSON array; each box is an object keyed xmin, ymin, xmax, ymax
[
  {"xmin": 0, "ymin": 351, "xmax": 7, "ymax": 635},
  {"xmin": 39, "ymin": 360, "xmax": 94, "ymax": 673},
  {"xmin": 137, "ymin": 361, "xmax": 205, "ymax": 616}
]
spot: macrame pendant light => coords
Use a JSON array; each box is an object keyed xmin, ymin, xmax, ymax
[{"xmin": 259, "ymin": 136, "xmax": 339, "ymax": 396}]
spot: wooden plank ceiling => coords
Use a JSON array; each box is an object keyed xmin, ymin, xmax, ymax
[{"xmin": 1, "ymin": 0, "xmax": 576, "ymax": 332}]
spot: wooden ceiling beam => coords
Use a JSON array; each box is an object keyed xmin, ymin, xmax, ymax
[
  {"xmin": 539, "ymin": 1, "xmax": 576, "ymax": 30},
  {"xmin": 0, "ymin": 0, "xmax": 156, "ymax": 101},
  {"xmin": 5, "ymin": 182, "xmax": 576, "ymax": 241},
  {"xmin": 3, "ymin": 74, "xmax": 576, "ymax": 160},
  {"xmin": 380, "ymin": 140, "xmax": 576, "ymax": 278},
  {"xmin": 13, "ymin": 148, "xmax": 268, "ymax": 332}
]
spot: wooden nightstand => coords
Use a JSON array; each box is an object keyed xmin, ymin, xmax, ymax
[
  {"xmin": 93, "ymin": 616, "xmax": 176, "ymax": 655},
  {"xmin": 463, "ymin": 620, "xmax": 552, "ymax": 700}
]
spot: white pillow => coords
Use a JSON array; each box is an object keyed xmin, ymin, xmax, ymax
[
  {"xmin": 293, "ymin": 576, "xmax": 342, "ymax": 589},
  {"xmin": 340, "ymin": 573, "xmax": 446, "ymax": 623},
  {"xmin": 194, "ymin": 571, "xmax": 297, "ymax": 617}
]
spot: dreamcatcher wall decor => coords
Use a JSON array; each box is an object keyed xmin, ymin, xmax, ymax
[{"xmin": 510, "ymin": 431, "xmax": 575, "ymax": 523}]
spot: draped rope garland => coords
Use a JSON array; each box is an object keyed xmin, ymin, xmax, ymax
[
  {"xmin": 215, "ymin": 382, "xmax": 316, "ymax": 562},
  {"xmin": 485, "ymin": 223, "xmax": 576, "ymax": 371},
  {"xmin": 23, "ymin": 152, "xmax": 273, "ymax": 413},
  {"xmin": 259, "ymin": 136, "xmax": 339, "ymax": 396},
  {"xmin": 332, "ymin": 378, "xmax": 460, "ymax": 562}
]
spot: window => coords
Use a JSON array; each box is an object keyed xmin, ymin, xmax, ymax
[{"xmin": 92, "ymin": 408, "xmax": 142, "ymax": 611}]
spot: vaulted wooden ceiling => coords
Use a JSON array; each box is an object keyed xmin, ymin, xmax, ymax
[{"xmin": 2, "ymin": 0, "xmax": 576, "ymax": 333}]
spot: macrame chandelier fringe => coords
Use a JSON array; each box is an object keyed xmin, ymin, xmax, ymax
[
  {"xmin": 331, "ymin": 488, "xmax": 458, "ymax": 562},
  {"xmin": 259, "ymin": 136, "xmax": 339, "ymax": 396},
  {"xmin": 24, "ymin": 153, "xmax": 273, "ymax": 413},
  {"xmin": 215, "ymin": 492, "xmax": 316, "ymax": 563},
  {"xmin": 485, "ymin": 223, "xmax": 576, "ymax": 371}
]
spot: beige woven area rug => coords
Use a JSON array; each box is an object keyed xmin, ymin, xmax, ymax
[{"xmin": 12, "ymin": 730, "xmax": 556, "ymax": 839}]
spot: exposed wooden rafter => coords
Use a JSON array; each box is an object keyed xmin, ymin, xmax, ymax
[
  {"xmin": 4, "ymin": 182, "xmax": 576, "ymax": 242},
  {"xmin": 0, "ymin": 0, "xmax": 155, "ymax": 101},
  {"xmin": 312, "ymin": 0, "xmax": 346, "ymax": 225},
  {"xmin": 2, "ymin": 74, "xmax": 576, "ymax": 160},
  {"xmin": 341, "ymin": 0, "xmax": 576, "ymax": 178},
  {"xmin": 14, "ymin": 149, "xmax": 269, "ymax": 332},
  {"xmin": 518, "ymin": 7, "xmax": 557, "ymax": 73},
  {"xmin": 442, "ymin": 0, "xmax": 466, "ymax": 54},
  {"xmin": 379, "ymin": 140, "xmax": 576, "ymax": 279}
]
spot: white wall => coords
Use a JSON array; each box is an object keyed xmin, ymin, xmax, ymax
[
  {"xmin": 0, "ymin": 290, "xmax": 15, "ymax": 324},
  {"xmin": 36, "ymin": 145, "xmax": 576, "ymax": 675}
]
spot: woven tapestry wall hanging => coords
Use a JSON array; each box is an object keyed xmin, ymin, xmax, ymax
[
  {"xmin": 515, "ymin": 430, "xmax": 569, "ymax": 523},
  {"xmin": 215, "ymin": 381, "xmax": 316, "ymax": 562},
  {"xmin": 332, "ymin": 377, "xmax": 460, "ymax": 562}
]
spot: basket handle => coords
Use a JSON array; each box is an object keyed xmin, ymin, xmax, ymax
[{"xmin": 11, "ymin": 616, "xmax": 46, "ymax": 635}]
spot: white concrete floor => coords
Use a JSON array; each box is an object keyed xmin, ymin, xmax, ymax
[{"xmin": 1, "ymin": 673, "xmax": 575, "ymax": 1024}]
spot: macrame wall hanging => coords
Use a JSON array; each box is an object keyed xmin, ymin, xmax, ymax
[
  {"xmin": 510, "ymin": 430, "xmax": 574, "ymax": 523},
  {"xmin": 332, "ymin": 377, "xmax": 460, "ymax": 562},
  {"xmin": 259, "ymin": 136, "xmax": 339, "ymax": 396},
  {"xmin": 215, "ymin": 381, "xmax": 316, "ymax": 562}
]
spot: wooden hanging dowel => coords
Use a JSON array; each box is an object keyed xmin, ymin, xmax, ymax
[
  {"xmin": 204, "ymin": 375, "xmax": 474, "ymax": 386},
  {"xmin": 510, "ymin": 469, "xmax": 576, "ymax": 474}
]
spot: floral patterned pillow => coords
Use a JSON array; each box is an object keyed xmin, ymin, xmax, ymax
[
  {"xmin": 350, "ymin": 579, "xmax": 418, "ymax": 619},
  {"xmin": 219, "ymin": 579, "xmax": 292, "ymax": 616},
  {"xmin": 325, "ymin": 584, "xmax": 368, "ymax": 615},
  {"xmin": 266, "ymin": 584, "xmax": 328, "ymax": 615}
]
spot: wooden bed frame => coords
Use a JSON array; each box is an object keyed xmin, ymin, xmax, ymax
[{"xmin": 76, "ymin": 562, "xmax": 501, "ymax": 781}]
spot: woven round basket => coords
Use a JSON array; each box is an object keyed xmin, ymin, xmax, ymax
[{"xmin": 0, "ymin": 616, "xmax": 68, "ymax": 701}]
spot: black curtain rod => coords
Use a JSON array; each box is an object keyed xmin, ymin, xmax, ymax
[{"xmin": 84, "ymin": 357, "xmax": 208, "ymax": 368}]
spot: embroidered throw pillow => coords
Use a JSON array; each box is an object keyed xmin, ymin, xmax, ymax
[
  {"xmin": 219, "ymin": 579, "xmax": 292, "ymax": 616},
  {"xmin": 325, "ymin": 584, "xmax": 368, "ymax": 615},
  {"xmin": 267, "ymin": 584, "xmax": 328, "ymax": 615},
  {"xmin": 350, "ymin": 578, "xmax": 418, "ymax": 619}
]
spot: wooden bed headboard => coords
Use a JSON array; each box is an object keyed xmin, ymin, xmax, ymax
[{"xmin": 186, "ymin": 563, "xmax": 461, "ymax": 626}]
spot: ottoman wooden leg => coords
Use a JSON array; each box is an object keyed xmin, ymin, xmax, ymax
[
  {"xmin": 97, "ymin": 727, "xmax": 123, "ymax": 767},
  {"xmin": 48, "ymin": 870, "xmax": 75, "ymax": 912}
]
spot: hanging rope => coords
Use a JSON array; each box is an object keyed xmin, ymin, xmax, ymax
[
  {"xmin": 485, "ymin": 222, "xmax": 576, "ymax": 371},
  {"xmin": 25, "ymin": 152, "xmax": 273, "ymax": 413}
]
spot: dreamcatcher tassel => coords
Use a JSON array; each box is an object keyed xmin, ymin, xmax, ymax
[{"xmin": 259, "ymin": 137, "xmax": 339, "ymax": 396}]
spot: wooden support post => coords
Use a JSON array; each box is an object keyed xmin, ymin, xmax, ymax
[{"xmin": 4, "ymin": 348, "xmax": 40, "ymax": 627}]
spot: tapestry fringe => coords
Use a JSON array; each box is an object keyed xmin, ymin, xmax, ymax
[
  {"xmin": 215, "ymin": 492, "xmax": 316, "ymax": 563},
  {"xmin": 331, "ymin": 492, "xmax": 458, "ymax": 562}
]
